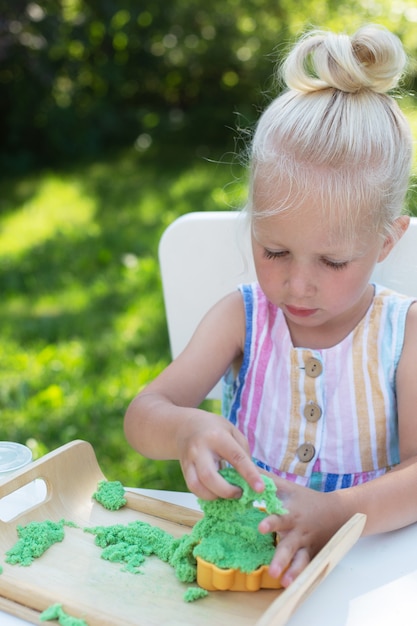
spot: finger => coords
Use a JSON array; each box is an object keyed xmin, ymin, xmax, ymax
[
  {"xmin": 189, "ymin": 453, "xmax": 244, "ymax": 500},
  {"xmin": 231, "ymin": 427, "xmax": 252, "ymax": 455},
  {"xmin": 258, "ymin": 513, "xmax": 287, "ymax": 535},
  {"xmin": 267, "ymin": 532, "xmax": 300, "ymax": 580},
  {"xmin": 259, "ymin": 517, "xmax": 275, "ymax": 534},
  {"xmin": 280, "ymin": 548, "xmax": 310, "ymax": 588},
  {"xmin": 182, "ymin": 461, "xmax": 223, "ymax": 500},
  {"xmin": 221, "ymin": 433, "xmax": 265, "ymax": 494}
]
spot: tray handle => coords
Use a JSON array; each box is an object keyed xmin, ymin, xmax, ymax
[{"xmin": 0, "ymin": 440, "xmax": 104, "ymax": 530}]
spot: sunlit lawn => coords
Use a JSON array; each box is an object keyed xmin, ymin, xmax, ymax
[{"xmin": 0, "ymin": 146, "xmax": 246, "ymax": 489}]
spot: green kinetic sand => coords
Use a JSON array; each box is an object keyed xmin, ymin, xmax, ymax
[
  {"xmin": 5, "ymin": 520, "xmax": 75, "ymax": 566},
  {"xmin": 92, "ymin": 480, "xmax": 126, "ymax": 511},
  {"xmin": 89, "ymin": 468, "xmax": 287, "ymax": 577},
  {"xmin": 40, "ymin": 603, "xmax": 89, "ymax": 626},
  {"xmin": 193, "ymin": 467, "xmax": 288, "ymax": 572},
  {"xmin": 183, "ymin": 587, "xmax": 209, "ymax": 602}
]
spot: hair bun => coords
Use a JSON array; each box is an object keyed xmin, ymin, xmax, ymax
[{"xmin": 283, "ymin": 25, "xmax": 407, "ymax": 94}]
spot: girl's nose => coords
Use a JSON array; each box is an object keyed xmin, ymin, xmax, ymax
[{"xmin": 285, "ymin": 262, "xmax": 316, "ymax": 297}]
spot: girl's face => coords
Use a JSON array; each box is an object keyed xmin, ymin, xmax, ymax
[{"xmin": 251, "ymin": 200, "xmax": 391, "ymax": 348}]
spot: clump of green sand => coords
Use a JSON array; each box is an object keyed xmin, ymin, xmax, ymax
[
  {"xmin": 92, "ymin": 480, "xmax": 126, "ymax": 511},
  {"xmin": 88, "ymin": 468, "xmax": 287, "ymax": 579},
  {"xmin": 5, "ymin": 520, "xmax": 76, "ymax": 566},
  {"xmin": 193, "ymin": 467, "xmax": 288, "ymax": 573},
  {"xmin": 40, "ymin": 603, "xmax": 89, "ymax": 625},
  {"xmin": 183, "ymin": 587, "xmax": 209, "ymax": 602}
]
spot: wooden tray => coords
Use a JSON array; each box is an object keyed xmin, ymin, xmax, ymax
[{"xmin": 0, "ymin": 440, "xmax": 366, "ymax": 626}]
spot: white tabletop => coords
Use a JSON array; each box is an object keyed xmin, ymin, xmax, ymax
[{"xmin": 1, "ymin": 485, "xmax": 417, "ymax": 625}]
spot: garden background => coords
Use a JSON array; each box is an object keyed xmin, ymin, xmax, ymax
[{"xmin": 1, "ymin": 0, "xmax": 417, "ymax": 490}]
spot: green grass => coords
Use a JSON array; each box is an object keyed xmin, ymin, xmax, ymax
[{"xmin": 0, "ymin": 147, "xmax": 246, "ymax": 489}]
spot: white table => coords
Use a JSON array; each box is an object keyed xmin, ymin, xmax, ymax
[{"xmin": 1, "ymin": 486, "xmax": 417, "ymax": 625}]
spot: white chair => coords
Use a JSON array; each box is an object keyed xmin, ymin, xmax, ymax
[{"xmin": 159, "ymin": 211, "xmax": 417, "ymax": 398}]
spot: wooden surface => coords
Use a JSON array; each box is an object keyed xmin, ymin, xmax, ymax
[{"xmin": 0, "ymin": 440, "xmax": 366, "ymax": 626}]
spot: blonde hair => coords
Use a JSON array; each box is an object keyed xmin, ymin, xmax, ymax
[{"xmin": 248, "ymin": 25, "xmax": 413, "ymax": 240}]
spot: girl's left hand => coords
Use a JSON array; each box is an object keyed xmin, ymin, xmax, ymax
[{"xmin": 258, "ymin": 475, "xmax": 351, "ymax": 587}]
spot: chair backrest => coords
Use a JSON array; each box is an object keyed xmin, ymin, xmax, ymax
[{"xmin": 159, "ymin": 211, "xmax": 417, "ymax": 398}]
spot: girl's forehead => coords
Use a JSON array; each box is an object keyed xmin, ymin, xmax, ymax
[
  {"xmin": 251, "ymin": 208, "xmax": 376, "ymax": 255},
  {"xmin": 251, "ymin": 168, "xmax": 378, "ymax": 236}
]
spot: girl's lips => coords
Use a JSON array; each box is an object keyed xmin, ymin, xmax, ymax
[{"xmin": 285, "ymin": 304, "xmax": 319, "ymax": 317}]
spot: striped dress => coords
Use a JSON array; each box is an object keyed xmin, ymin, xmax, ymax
[{"xmin": 223, "ymin": 282, "xmax": 415, "ymax": 492}]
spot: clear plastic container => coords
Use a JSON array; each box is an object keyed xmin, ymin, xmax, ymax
[
  {"xmin": 0, "ymin": 441, "xmax": 32, "ymax": 479},
  {"xmin": 0, "ymin": 442, "xmax": 45, "ymax": 522}
]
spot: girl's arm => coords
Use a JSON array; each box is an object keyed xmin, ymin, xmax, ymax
[
  {"xmin": 260, "ymin": 302, "xmax": 417, "ymax": 587},
  {"xmin": 124, "ymin": 290, "xmax": 265, "ymax": 500}
]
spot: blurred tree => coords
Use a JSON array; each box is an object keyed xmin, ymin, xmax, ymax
[{"xmin": 0, "ymin": 0, "xmax": 416, "ymax": 173}]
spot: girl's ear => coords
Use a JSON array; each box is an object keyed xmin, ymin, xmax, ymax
[{"xmin": 378, "ymin": 215, "xmax": 410, "ymax": 262}]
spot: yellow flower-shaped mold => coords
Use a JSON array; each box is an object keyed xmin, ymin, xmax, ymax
[{"xmin": 196, "ymin": 556, "xmax": 284, "ymax": 592}]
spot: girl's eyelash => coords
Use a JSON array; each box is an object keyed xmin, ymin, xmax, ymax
[
  {"xmin": 321, "ymin": 258, "xmax": 349, "ymax": 270},
  {"xmin": 263, "ymin": 249, "xmax": 287, "ymax": 260},
  {"xmin": 263, "ymin": 248, "xmax": 348, "ymax": 270}
]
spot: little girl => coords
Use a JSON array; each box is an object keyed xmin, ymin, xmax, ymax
[{"xmin": 124, "ymin": 24, "xmax": 417, "ymax": 587}]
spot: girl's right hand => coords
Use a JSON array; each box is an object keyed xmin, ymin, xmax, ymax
[{"xmin": 176, "ymin": 410, "xmax": 265, "ymax": 500}]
